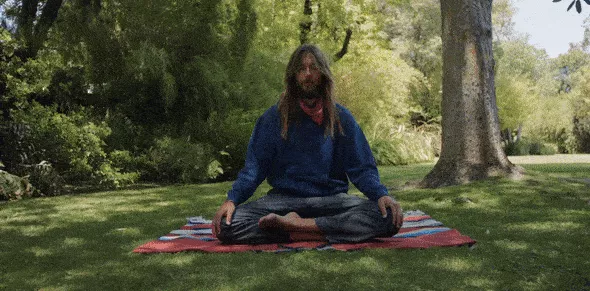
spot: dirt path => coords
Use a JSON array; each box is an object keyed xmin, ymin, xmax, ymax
[{"xmin": 507, "ymin": 154, "xmax": 590, "ymax": 164}]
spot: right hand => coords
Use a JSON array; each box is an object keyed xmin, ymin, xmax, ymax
[{"xmin": 212, "ymin": 200, "xmax": 236, "ymax": 238}]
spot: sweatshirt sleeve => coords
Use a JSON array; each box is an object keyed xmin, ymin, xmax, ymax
[
  {"xmin": 340, "ymin": 108, "xmax": 389, "ymax": 201},
  {"xmin": 226, "ymin": 109, "xmax": 277, "ymax": 205}
]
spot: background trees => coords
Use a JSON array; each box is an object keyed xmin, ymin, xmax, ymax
[{"xmin": 2, "ymin": 0, "xmax": 590, "ymax": 198}]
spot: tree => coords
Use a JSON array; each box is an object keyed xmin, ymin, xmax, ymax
[
  {"xmin": 554, "ymin": 0, "xmax": 590, "ymax": 13},
  {"xmin": 3, "ymin": 0, "xmax": 65, "ymax": 60},
  {"xmin": 420, "ymin": 0, "xmax": 522, "ymax": 188}
]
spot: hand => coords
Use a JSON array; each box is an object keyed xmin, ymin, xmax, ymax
[
  {"xmin": 212, "ymin": 200, "xmax": 236, "ymax": 238},
  {"xmin": 377, "ymin": 196, "xmax": 403, "ymax": 229}
]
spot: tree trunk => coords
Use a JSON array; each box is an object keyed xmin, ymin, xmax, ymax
[
  {"xmin": 15, "ymin": 0, "xmax": 64, "ymax": 60},
  {"xmin": 299, "ymin": 0, "xmax": 313, "ymax": 44},
  {"xmin": 420, "ymin": 0, "xmax": 522, "ymax": 188}
]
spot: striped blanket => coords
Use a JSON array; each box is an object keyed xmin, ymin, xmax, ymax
[{"xmin": 133, "ymin": 210, "xmax": 476, "ymax": 253}]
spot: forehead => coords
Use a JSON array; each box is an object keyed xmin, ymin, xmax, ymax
[{"xmin": 299, "ymin": 52, "xmax": 318, "ymax": 66}]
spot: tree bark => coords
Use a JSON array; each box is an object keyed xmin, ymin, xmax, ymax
[
  {"xmin": 299, "ymin": 0, "xmax": 313, "ymax": 44},
  {"xmin": 15, "ymin": 0, "xmax": 64, "ymax": 60},
  {"xmin": 420, "ymin": 0, "xmax": 522, "ymax": 188}
]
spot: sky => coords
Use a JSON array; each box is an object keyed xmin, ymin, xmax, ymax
[{"xmin": 512, "ymin": 0, "xmax": 590, "ymax": 58}]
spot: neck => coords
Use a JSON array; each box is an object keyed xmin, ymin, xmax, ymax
[{"xmin": 300, "ymin": 98, "xmax": 318, "ymax": 108}]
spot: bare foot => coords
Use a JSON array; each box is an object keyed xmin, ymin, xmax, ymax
[{"xmin": 258, "ymin": 212, "xmax": 301, "ymax": 230}]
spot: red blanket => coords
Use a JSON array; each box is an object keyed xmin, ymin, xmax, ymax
[{"xmin": 133, "ymin": 210, "xmax": 476, "ymax": 253}]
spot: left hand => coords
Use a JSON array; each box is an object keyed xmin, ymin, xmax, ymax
[{"xmin": 377, "ymin": 196, "xmax": 403, "ymax": 229}]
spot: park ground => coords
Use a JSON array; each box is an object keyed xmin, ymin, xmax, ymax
[{"xmin": 1, "ymin": 155, "xmax": 589, "ymax": 290}]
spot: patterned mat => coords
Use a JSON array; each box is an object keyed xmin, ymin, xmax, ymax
[{"xmin": 133, "ymin": 210, "xmax": 476, "ymax": 253}]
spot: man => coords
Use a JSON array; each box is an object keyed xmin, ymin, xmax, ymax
[{"xmin": 213, "ymin": 44, "xmax": 403, "ymax": 244}]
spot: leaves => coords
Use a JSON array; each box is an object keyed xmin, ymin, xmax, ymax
[
  {"xmin": 564, "ymin": 0, "xmax": 587, "ymax": 13},
  {"xmin": 567, "ymin": 0, "xmax": 576, "ymax": 11}
]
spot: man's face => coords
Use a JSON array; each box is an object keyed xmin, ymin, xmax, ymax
[{"xmin": 296, "ymin": 53, "xmax": 322, "ymax": 94}]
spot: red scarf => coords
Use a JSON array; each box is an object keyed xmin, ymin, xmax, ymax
[{"xmin": 299, "ymin": 99, "xmax": 324, "ymax": 125}]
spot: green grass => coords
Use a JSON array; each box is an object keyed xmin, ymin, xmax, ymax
[{"xmin": 1, "ymin": 163, "xmax": 589, "ymax": 290}]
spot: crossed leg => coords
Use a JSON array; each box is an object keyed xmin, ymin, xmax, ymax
[
  {"xmin": 258, "ymin": 212, "xmax": 324, "ymax": 241},
  {"xmin": 218, "ymin": 193, "xmax": 398, "ymax": 244}
]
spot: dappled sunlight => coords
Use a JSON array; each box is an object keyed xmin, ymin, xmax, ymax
[
  {"xmin": 20, "ymin": 225, "xmax": 56, "ymax": 237},
  {"xmin": 157, "ymin": 255, "xmax": 198, "ymax": 267},
  {"xmin": 507, "ymin": 221, "xmax": 584, "ymax": 232},
  {"xmin": 493, "ymin": 239, "xmax": 529, "ymax": 251},
  {"xmin": 28, "ymin": 246, "xmax": 54, "ymax": 257},
  {"xmin": 62, "ymin": 237, "xmax": 85, "ymax": 247},
  {"xmin": 2, "ymin": 163, "xmax": 590, "ymax": 290},
  {"xmin": 427, "ymin": 257, "xmax": 482, "ymax": 272},
  {"xmin": 463, "ymin": 277, "xmax": 495, "ymax": 289},
  {"xmin": 106, "ymin": 227, "xmax": 142, "ymax": 238}
]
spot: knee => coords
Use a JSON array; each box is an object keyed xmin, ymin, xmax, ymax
[{"xmin": 216, "ymin": 220, "xmax": 235, "ymax": 243}]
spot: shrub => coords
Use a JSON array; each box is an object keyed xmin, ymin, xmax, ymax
[
  {"xmin": 504, "ymin": 138, "xmax": 557, "ymax": 156},
  {"xmin": 199, "ymin": 109, "xmax": 262, "ymax": 178},
  {"xmin": 369, "ymin": 129, "xmax": 438, "ymax": 166},
  {"xmin": 573, "ymin": 116, "xmax": 590, "ymax": 153},
  {"xmin": 146, "ymin": 137, "xmax": 222, "ymax": 183},
  {"xmin": 7, "ymin": 103, "xmax": 139, "ymax": 191},
  {"xmin": 95, "ymin": 162, "xmax": 140, "ymax": 188},
  {"xmin": 28, "ymin": 161, "xmax": 64, "ymax": 196},
  {"xmin": 0, "ymin": 170, "xmax": 35, "ymax": 200},
  {"xmin": 505, "ymin": 139, "xmax": 531, "ymax": 156}
]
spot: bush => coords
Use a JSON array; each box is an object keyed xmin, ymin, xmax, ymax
[
  {"xmin": 6, "ymin": 103, "xmax": 138, "ymax": 190},
  {"xmin": 146, "ymin": 137, "xmax": 222, "ymax": 183},
  {"xmin": 573, "ymin": 116, "xmax": 590, "ymax": 153},
  {"xmin": 28, "ymin": 161, "xmax": 65, "ymax": 196},
  {"xmin": 199, "ymin": 109, "xmax": 262, "ymax": 178},
  {"xmin": 369, "ymin": 129, "xmax": 439, "ymax": 166},
  {"xmin": 0, "ymin": 170, "xmax": 35, "ymax": 200},
  {"xmin": 95, "ymin": 162, "xmax": 140, "ymax": 188},
  {"xmin": 504, "ymin": 138, "xmax": 557, "ymax": 156},
  {"xmin": 504, "ymin": 139, "xmax": 531, "ymax": 156}
]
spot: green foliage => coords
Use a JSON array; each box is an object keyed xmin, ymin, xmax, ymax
[
  {"xmin": 146, "ymin": 137, "xmax": 222, "ymax": 183},
  {"xmin": 27, "ymin": 161, "xmax": 64, "ymax": 197},
  {"xmin": 333, "ymin": 47, "xmax": 420, "ymax": 131},
  {"xmin": 0, "ymin": 170, "xmax": 34, "ymax": 200},
  {"xmin": 95, "ymin": 162, "xmax": 140, "ymax": 189},
  {"xmin": 197, "ymin": 109, "xmax": 263, "ymax": 178},
  {"xmin": 8, "ymin": 103, "xmax": 137, "ymax": 190},
  {"xmin": 384, "ymin": 0, "xmax": 443, "ymax": 119},
  {"xmin": 10, "ymin": 103, "xmax": 109, "ymax": 178},
  {"xmin": 369, "ymin": 130, "xmax": 439, "ymax": 165},
  {"xmin": 573, "ymin": 115, "xmax": 590, "ymax": 153},
  {"xmin": 495, "ymin": 72, "xmax": 537, "ymax": 131},
  {"xmin": 504, "ymin": 138, "xmax": 557, "ymax": 156}
]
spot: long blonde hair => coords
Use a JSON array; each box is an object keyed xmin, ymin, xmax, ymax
[{"xmin": 278, "ymin": 44, "xmax": 342, "ymax": 139}]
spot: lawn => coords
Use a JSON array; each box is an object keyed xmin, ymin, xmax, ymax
[{"xmin": 1, "ymin": 158, "xmax": 589, "ymax": 290}]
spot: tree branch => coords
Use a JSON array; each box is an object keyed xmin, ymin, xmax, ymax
[{"xmin": 333, "ymin": 28, "xmax": 352, "ymax": 61}]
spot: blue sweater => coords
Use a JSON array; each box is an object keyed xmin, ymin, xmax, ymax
[{"xmin": 227, "ymin": 104, "xmax": 389, "ymax": 205}]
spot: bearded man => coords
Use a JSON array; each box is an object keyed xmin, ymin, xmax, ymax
[{"xmin": 213, "ymin": 44, "xmax": 403, "ymax": 244}]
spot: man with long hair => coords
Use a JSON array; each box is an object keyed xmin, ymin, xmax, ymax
[{"xmin": 212, "ymin": 44, "xmax": 403, "ymax": 244}]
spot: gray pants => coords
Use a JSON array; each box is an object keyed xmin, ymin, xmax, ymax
[{"xmin": 218, "ymin": 192, "xmax": 398, "ymax": 244}]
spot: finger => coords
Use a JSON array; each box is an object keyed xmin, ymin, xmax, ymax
[
  {"xmin": 213, "ymin": 214, "xmax": 220, "ymax": 237},
  {"xmin": 385, "ymin": 204, "xmax": 396, "ymax": 225},
  {"xmin": 379, "ymin": 202, "xmax": 387, "ymax": 218},
  {"xmin": 395, "ymin": 206, "xmax": 403, "ymax": 228},
  {"xmin": 226, "ymin": 209, "xmax": 233, "ymax": 225}
]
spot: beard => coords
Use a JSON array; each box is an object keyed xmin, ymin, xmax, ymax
[{"xmin": 297, "ymin": 83, "xmax": 323, "ymax": 100}]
